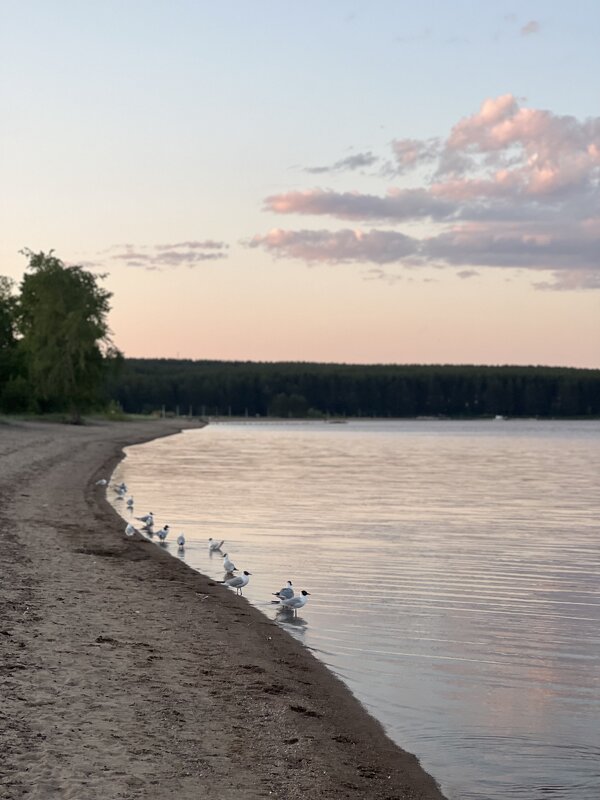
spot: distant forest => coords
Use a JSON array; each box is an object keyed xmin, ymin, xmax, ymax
[{"xmin": 110, "ymin": 359, "xmax": 600, "ymax": 419}]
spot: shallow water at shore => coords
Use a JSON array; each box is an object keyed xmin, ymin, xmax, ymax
[{"xmin": 110, "ymin": 419, "xmax": 600, "ymax": 799}]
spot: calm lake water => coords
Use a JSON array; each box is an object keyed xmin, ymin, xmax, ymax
[{"xmin": 110, "ymin": 420, "xmax": 600, "ymax": 800}]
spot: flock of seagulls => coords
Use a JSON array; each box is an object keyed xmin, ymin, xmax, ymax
[{"xmin": 98, "ymin": 478, "xmax": 312, "ymax": 616}]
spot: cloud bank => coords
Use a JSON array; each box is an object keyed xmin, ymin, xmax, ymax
[{"xmin": 252, "ymin": 95, "xmax": 600, "ymax": 289}]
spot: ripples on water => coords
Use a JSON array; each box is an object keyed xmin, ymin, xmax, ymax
[{"xmin": 111, "ymin": 420, "xmax": 600, "ymax": 800}]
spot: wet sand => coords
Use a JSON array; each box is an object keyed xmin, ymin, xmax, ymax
[{"xmin": 0, "ymin": 418, "xmax": 446, "ymax": 800}]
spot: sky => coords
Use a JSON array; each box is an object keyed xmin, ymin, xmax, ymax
[{"xmin": 1, "ymin": 0, "xmax": 599, "ymax": 368}]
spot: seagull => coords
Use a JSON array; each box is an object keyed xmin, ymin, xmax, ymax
[
  {"xmin": 126, "ymin": 497, "xmax": 134, "ymax": 509},
  {"xmin": 125, "ymin": 523, "xmax": 137, "ymax": 537},
  {"xmin": 222, "ymin": 553, "xmax": 237, "ymax": 572},
  {"xmin": 156, "ymin": 525, "xmax": 170, "ymax": 541},
  {"xmin": 272, "ymin": 581, "xmax": 294, "ymax": 601},
  {"xmin": 222, "ymin": 571, "xmax": 251, "ymax": 595},
  {"xmin": 177, "ymin": 534, "xmax": 185, "ymax": 550},
  {"xmin": 136, "ymin": 512, "xmax": 154, "ymax": 529},
  {"xmin": 95, "ymin": 478, "xmax": 108, "ymax": 486},
  {"xmin": 114, "ymin": 482, "xmax": 127, "ymax": 495},
  {"xmin": 208, "ymin": 537, "xmax": 225, "ymax": 552},
  {"xmin": 279, "ymin": 590, "xmax": 311, "ymax": 616}
]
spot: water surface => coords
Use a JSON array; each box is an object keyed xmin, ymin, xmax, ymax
[{"xmin": 111, "ymin": 420, "xmax": 600, "ymax": 799}]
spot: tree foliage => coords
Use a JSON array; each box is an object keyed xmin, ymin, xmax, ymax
[
  {"xmin": 110, "ymin": 359, "xmax": 600, "ymax": 419},
  {"xmin": 0, "ymin": 250, "xmax": 119, "ymax": 419}
]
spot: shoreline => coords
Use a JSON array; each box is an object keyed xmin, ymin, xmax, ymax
[{"xmin": 0, "ymin": 418, "xmax": 446, "ymax": 799}]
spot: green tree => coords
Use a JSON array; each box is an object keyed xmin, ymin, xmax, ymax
[
  {"xmin": 17, "ymin": 250, "xmax": 118, "ymax": 421},
  {"xmin": 0, "ymin": 276, "xmax": 17, "ymax": 352},
  {"xmin": 0, "ymin": 276, "xmax": 25, "ymax": 411}
]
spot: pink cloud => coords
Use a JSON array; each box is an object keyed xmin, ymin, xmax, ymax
[
  {"xmin": 252, "ymin": 95, "xmax": 600, "ymax": 289},
  {"xmin": 264, "ymin": 188, "xmax": 454, "ymax": 222},
  {"xmin": 249, "ymin": 228, "xmax": 418, "ymax": 264},
  {"xmin": 443, "ymin": 94, "xmax": 600, "ymax": 197},
  {"xmin": 521, "ymin": 20, "xmax": 541, "ymax": 36},
  {"xmin": 108, "ymin": 241, "xmax": 228, "ymax": 270},
  {"xmin": 391, "ymin": 138, "xmax": 440, "ymax": 172}
]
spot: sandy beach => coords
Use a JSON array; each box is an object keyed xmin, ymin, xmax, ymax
[{"xmin": 0, "ymin": 418, "xmax": 446, "ymax": 800}]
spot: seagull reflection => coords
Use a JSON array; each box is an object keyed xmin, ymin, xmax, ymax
[
  {"xmin": 276, "ymin": 607, "xmax": 308, "ymax": 627},
  {"xmin": 275, "ymin": 607, "xmax": 308, "ymax": 642}
]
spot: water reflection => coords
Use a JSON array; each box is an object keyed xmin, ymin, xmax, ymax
[
  {"xmin": 275, "ymin": 608, "xmax": 308, "ymax": 643},
  {"xmin": 110, "ymin": 420, "xmax": 600, "ymax": 800}
]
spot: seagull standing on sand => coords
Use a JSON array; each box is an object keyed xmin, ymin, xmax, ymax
[
  {"xmin": 279, "ymin": 590, "xmax": 310, "ymax": 616},
  {"xmin": 125, "ymin": 523, "xmax": 137, "ymax": 537},
  {"xmin": 222, "ymin": 553, "xmax": 237, "ymax": 572},
  {"xmin": 177, "ymin": 534, "xmax": 185, "ymax": 550},
  {"xmin": 222, "ymin": 571, "xmax": 251, "ymax": 595},
  {"xmin": 156, "ymin": 525, "xmax": 170, "ymax": 541},
  {"xmin": 272, "ymin": 581, "xmax": 294, "ymax": 601},
  {"xmin": 208, "ymin": 537, "xmax": 225, "ymax": 552}
]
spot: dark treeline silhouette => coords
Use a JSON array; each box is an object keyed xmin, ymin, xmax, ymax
[{"xmin": 111, "ymin": 359, "xmax": 600, "ymax": 418}]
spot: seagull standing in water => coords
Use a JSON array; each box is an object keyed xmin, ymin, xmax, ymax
[
  {"xmin": 156, "ymin": 525, "xmax": 170, "ymax": 542},
  {"xmin": 222, "ymin": 553, "xmax": 237, "ymax": 572},
  {"xmin": 208, "ymin": 537, "xmax": 225, "ymax": 552},
  {"xmin": 279, "ymin": 590, "xmax": 310, "ymax": 616},
  {"xmin": 222, "ymin": 571, "xmax": 251, "ymax": 595},
  {"xmin": 126, "ymin": 497, "xmax": 134, "ymax": 509},
  {"xmin": 136, "ymin": 512, "xmax": 154, "ymax": 530},
  {"xmin": 272, "ymin": 581, "xmax": 294, "ymax": 601},
  {"xmin": 177, "ymin": 534, "xmax": 185, "ymax": 550}
]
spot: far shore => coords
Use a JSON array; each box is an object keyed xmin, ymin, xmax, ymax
[{"xmin": 0, "ymin": 417, "xmax": 446, "ymax": 800}]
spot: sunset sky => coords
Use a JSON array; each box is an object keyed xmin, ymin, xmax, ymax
[{"xmin": 1, "ymin": 1, "xmax": 599, "ymax": 367}]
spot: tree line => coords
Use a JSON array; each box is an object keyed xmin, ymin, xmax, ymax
[
  {"xmin": 111, "ymin": 359, "xmax": 600, "ymax": 419},
  {"xmin": 2, "ymin": 251, "xmax": 598, "ymax": 420}
]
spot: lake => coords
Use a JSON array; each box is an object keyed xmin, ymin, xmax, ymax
[{"xmin": 110, "ymin": 419, "xmax": 600, "ymax": 799}]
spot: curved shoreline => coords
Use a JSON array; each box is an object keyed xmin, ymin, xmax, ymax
[{"xmin": 0, "ymin": 418, "xmax": 447, "ymax": 800}]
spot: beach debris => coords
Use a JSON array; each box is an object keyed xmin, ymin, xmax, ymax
[
  {"xmin": 208, "ymin": 537, "xmax": 225, "ymax": 552},
  {"xmin": 278, "ymin": 590, "xmax": 310, "ymax": 616},
  {"xmin": 125, "ymin": 523, "xmax": 137, "ymax": 537},
  {"xmin": 222, "ymin": 570, "xmax": 251, "ymax": 595},
  {"xmin": 222, "ymin": 553, "xmax": 236, "ymax": 572},
  {"xmin": 95, "ymin": 478, "xmax": 108, "ymax": 486},
  {"xmin": 272, "ymin": 580, "xmax": 294, "ymax": 601}
]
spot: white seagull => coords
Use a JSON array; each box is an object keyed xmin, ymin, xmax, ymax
[
  {"xmin": 279, "ymin": 590, "xmax": 311, "ymax": 616},
  {"xmin": 208, "ymin": 537, "xmax": 225, "ymax": 552},
  {"xmin": 156, "ymin": 525, "xmax": 170, "ymax": 541},
  {"xmin": 177, "ymin": 534, "xmax": 185, "ymax": 550},
  {"xmin": 125, "ymin": 523, "xmax": 137, "ymax": 537},
  {"xmin": 136, "ymin": 512, "xmax": 154, "ymax": 529},
  {"xmin": 222, "ymin": 553, "xmax": 237, "ymax": 572},
  {"xmin": 222, "ymin": 571, "xmax": 251, "ymax": 595},
  {"xmin": 272, "ymin": 581, "xmax": 294, "ymax": 601}
]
